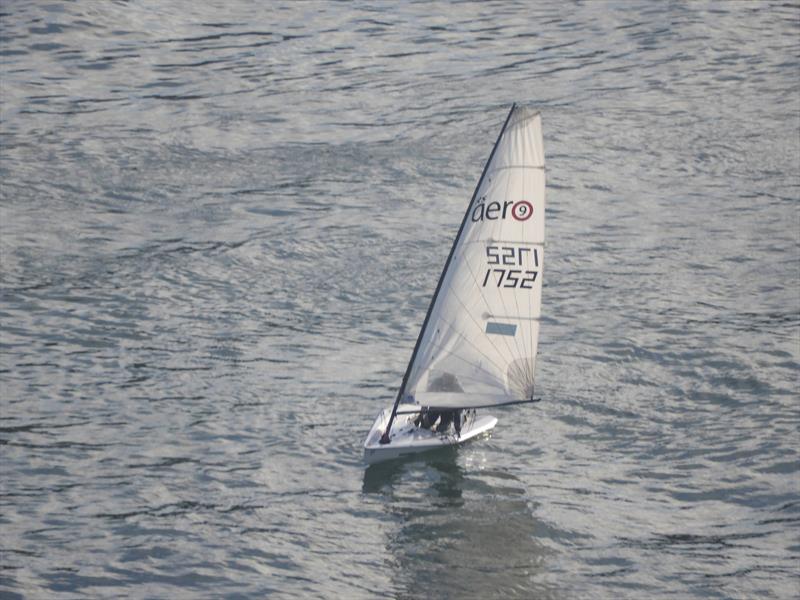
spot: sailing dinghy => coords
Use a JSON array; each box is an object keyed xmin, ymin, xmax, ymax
[{"xmin": 364, "ymin": 104, "xmax": 545, "ymax": 464}]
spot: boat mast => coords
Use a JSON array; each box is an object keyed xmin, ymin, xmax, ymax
[{"xmin": 380, "ymin": 103, "xmax": 518, "ymax": 444}]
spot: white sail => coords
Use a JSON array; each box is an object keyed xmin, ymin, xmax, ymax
[{"xmin": 405, "ymin": 107, "xmax": 545, "ymax": 409}]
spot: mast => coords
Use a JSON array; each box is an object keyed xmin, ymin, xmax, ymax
[{"xmin": 380, "ymin": 103, "xmax": 518, "ymax": 444}]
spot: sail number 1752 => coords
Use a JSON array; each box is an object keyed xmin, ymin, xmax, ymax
[{"xmin": 482, "ymin": 245, "xmax": 540, "ymax": 289}]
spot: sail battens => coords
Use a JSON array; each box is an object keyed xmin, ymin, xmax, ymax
[
  {"xmin": 486, "ymin": 240, "xmax": 546, "ymax": 247},
  {"xmin": 488, "ymin": 165, "xmax": 545, "ymax": 171},
  {"xmin": 484, "ymin": 315, "xmax": 541, "ymax": 322}
]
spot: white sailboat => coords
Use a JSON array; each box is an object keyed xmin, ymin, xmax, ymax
[{"xmin": 364, "ymin": 104, "xmax": 545, "ymax": 464}]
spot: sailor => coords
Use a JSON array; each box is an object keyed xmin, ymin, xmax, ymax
[
  {"xmin": 435, "ymin": 411, "xmax": 454, "ymax": 433},
  {"xmin": 414, "ymin": 409, "xmax": 439, "ymax": 430},
  {"xmin": 433, "ymin": 410, "xmax": 463, "ymax": 434}
]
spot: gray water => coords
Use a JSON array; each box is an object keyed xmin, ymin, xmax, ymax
[{"xmin": 1, "ymin": 1, "xmax": 799, "ymax": 598}]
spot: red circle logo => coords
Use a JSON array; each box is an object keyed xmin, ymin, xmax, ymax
[{"xmin": 511, "ymin": 200, "xmax": 533, "ymax": 221}]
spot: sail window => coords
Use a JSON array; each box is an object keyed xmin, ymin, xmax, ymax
[{"xmin": 486, "ymin": 322, "xmax": 517, "ymax": 336}]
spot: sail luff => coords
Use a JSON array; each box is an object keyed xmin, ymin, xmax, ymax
[{"xmin": 379, "ymin": 103, "xmax": 519, "ymax": 444}]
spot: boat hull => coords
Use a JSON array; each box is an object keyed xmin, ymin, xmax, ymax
[{"xmin": 363, "ymin": 406, "xmax": 497, "ymax": 464}]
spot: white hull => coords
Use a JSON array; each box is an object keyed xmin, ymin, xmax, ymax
[{"xmin": 363, "ymin": 406, "xmax": 497, "ymax": 464}]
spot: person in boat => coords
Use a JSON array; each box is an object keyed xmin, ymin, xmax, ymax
[
  {"xmin": 435, "ymin": 410, "xmax": 464, "ymax": 434},
  {"xmin": 414, "ymin": 408, "xmax": 440, "ymax": 430},
  {"xmin": 418, "ymin": 373, "xmax": 464, "ymax": 434},
  {"xmin": 435, "ymin": 410, "xmax": 453, "ymax": 432},
  {"xmin": 415, "ymin": 408, "xmax": 463, "ymax": 435}
]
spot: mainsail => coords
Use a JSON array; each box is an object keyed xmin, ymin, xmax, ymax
[{"xmin": 393, "ymin": 105, "xmax": 545, "ymax": 417}]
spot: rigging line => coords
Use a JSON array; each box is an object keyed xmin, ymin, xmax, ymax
[
  {"xmin": 491, "ymin": 165, "xmax": 531, "ymax": 385},
  {"xmin": 415, "ymin": 264, "xmax": 518, "ymax": 385},
  {"xmin": 453, "ymin": 251, "xmax": 523, "ymax": 376},
  {"xmin": 483, "ymin": 168, "xmax": 529, "ymax": 373},
  {"xmin": 464, "ymin": 254, "xmax": 531, "ymax": 383},
  {"xmin": 406, "ymin": 307, "xmax": 513, "ymax": 388},
  {"xmin": 380, "ymin": 103, "xmax": 518, "ymax": 444},
  {"xmin": 417, "ymin": 351, "xmax": 504, "ymax": 390},
  {"xmin": 500, "ymin": 165, "xmax": 532, "ymax": 382},
  {"xmin": 407, "ymin": 343, "xmax": 504, "ymax": 399},
  {"xmin": 438, "ymin": 282, "xmax": 524, "ymax": 384},
  {"xmin": 457, "ymin": 220, "xmax": 524, "ymax": 368},
  {"xmin": 473, "ymin": 247, "xmax": 527, "ymax": 380},
  {"xmin": 488, "ymin": 165, "xmax": 545, "ymax": 171},
  {"xmin": 488, "ymin": 240, "xmax": 545, "ymax": 247},
  {"xmin": 409, "ymin": 334, "xmax": 507, "ymax": 393},
  {"xmin": 483, "ymin": 314, "xmax": 540, "ymax": 321},
  {"xmin": 407, "ymin": 319, "xmax": 511, "ymax": 389}
]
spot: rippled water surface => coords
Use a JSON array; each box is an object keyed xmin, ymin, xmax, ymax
[{"xmin": 2, "ymin": 1, "xmax": 799, "ymax": 598}]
